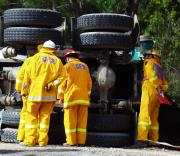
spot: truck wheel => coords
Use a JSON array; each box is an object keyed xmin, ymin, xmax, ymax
[
  {"xmin": 2, "ymin": 109, "xmax": 62, "ymax": 128},
  {"xmin": 1, "ymin": 128, "xmax": 18, "ymax": 143},
  {"xmin": 3, "ymin": 8, "xmax": 63, "ymax": 28},
  {"xmin": 48, "ymin": 126, "xmax": 66, "ymax": 144},
  {"xmin": 87, "ymin": 113, "xmax": 135, "ymax": 132},
  {"xmin": 78, "ymin": 32, "xmax": 133, "ymax": 50},
  {"xmin": 4, "ymin": 27, "xmax": 61, "ymax": 45},
  {"xmin": 2, "ymin": 109, "xmax": 20, "ymax": 127},
  {"xmin": 49, "ymin": 111, "xmax": 64, "ymax": 129},
  {"xmin": 77, "ymin": 13, "xmax": 133, "ymax": 32},
  {"xmin": 86, "ymin": 132, "xmax": 132, "ymax": 147}
]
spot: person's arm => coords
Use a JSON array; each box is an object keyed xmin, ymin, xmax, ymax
[
  {"xmin": 15, "ymin": 62, "xmax": 27, "ymax": 92},
  {"xmin": 162, "ymin": 80, "xmax": 169, "ymax": 92},
  {"xmin": 21, "ymin": 69, "xmax": 31, "ymax": 96},
  {"xmin": 57, "ymin": 79, "xmax": 67, "ymax": 100},
  {"xmin": 45, "ymin": 61, "xmax": 66, "ymax": 91}
]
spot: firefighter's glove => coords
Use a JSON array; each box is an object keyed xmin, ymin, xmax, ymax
[
  {"xmin": 21, "ymin": 83, "xmax": 29, "ymax": 96},
  {"xmin": 45, "ymin": 82, "xmax": 55, "ymax": 92},
  {"xmin": 59, "ymin": 99, "xmax": 64, "ymax": 105},
  {"xmin": 157, "ymin": 86, "xmax": 163, "ymax": 94}
]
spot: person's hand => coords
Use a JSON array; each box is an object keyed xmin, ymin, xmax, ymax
[
  {"xmin": 157, "ymin": 86, "xmax": 163, "ymax": 93},
  {"xmin": 45, "ymin": 82, "xmax": 55, "ymax": 91},
  {"xmin": 157, "ymin": 86, "xmax": 165, "ymax": 98},
  {"xmin": 59, "ymin": 99, "xmax": 64, "ymax": 105},
  {"xmin": 58, "ymin": 99, "xmax": 64, "ymax": 112}
]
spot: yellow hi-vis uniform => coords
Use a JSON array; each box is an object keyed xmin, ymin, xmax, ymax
[
  {"xmin": 57, "ymin": 59, "xmax": 92, "ymax": 145},
  {"xmin": 21, "ymin": 48, "xmax": 65, "ymax": 146},
  {"xmin": 15, "ymin": 57, "xmax": 32, "ymax": 141},
  {"xmin": 137, "ymin": 58, "xmax": 168, "ymax": 141}
]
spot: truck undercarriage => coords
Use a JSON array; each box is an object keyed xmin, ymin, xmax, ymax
[{"xmin": 0, "ymin": 4, "xmax": 180, "ymax": 147}]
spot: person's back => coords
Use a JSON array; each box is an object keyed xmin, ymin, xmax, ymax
[
  {"xmin": 63, "ymin": 58, "xmax": 91, "ymax": 106},
  {"xmin": 26, "ymin": 47, "xmax": 64, "ymax": 101}
]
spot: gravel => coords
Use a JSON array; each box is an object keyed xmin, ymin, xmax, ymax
[{"xmin": 0, "ymin": 143, "xmax": 180, "ymax": 156}]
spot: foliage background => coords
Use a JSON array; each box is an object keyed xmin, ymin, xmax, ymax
[{"xmin": 0, "ymin": 0, "xmax": 179, "ymax": 99}]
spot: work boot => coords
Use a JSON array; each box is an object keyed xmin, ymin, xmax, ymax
[
  {"xmin": 39, "ymin": 144, "xmax": 47, "ymax": 147},
  {"xmin": 130, "ymin": 141, "xmax": 148, "ymax": 148},
  {"xmin": 63, "ymin": 143, "xmax": 77, "ymax": 147},
  {"xmin": 78, "ymin": 144, "xmax": 85, "ymax": 147},
  {"xmin": 18, "ymin": 142, "xmax": 26, "ymax": 146},
  {"xmin": 19, "ymin": 142, "xmax": 35, "ymax": 147},
  {"xmin": 147, "ymin": 141, "xmax": 158, "ymax": 147}
]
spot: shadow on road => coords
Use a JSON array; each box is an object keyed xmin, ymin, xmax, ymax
[{"xmin": 0, "ymin": 148, "xmax": 80, "ymax": 155}]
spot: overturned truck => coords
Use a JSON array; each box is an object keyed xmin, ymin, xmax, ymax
[{"xmin": 0, "ymin": 7, "xmax": 179, "ymax": 147}]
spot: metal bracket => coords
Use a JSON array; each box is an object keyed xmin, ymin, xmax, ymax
[{"xmin": 0, "ymin": 108, "xmax": 4, "ymax": 129}]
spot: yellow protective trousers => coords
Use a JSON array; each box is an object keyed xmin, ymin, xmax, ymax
[
  {"xmin": 64, "ymin": 105, "xmax": 88, "ymax": 145},
  {"xmin": 137, "ymin": 81, "xmax": 160, "ymax": 141},
  {"xmin": 17, "ymin": 96, "xmax": 28, "ymax": 141},
  {"xmin": 24, "ymin": 101, "xmax": 54, "ymax": 146}
]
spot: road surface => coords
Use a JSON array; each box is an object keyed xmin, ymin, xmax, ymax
[{"xmin": 0, "ymin": 142, "xmax": 180, "ymax": 156}]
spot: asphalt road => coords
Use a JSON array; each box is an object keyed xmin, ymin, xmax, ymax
[{"xmin": 0, "ymin": 143, "xmax": 180, "ymax": 156}]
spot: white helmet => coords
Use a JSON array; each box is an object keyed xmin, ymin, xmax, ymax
[{"xmin": 43, "ymin": 40, "xmax": 56, "ymax": 49}]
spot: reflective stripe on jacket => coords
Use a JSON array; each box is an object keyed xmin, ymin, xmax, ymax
[{"xmin": 57, "ymin": 59, "xmax": 92, "ymax": 108}]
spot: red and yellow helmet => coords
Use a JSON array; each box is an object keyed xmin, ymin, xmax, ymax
[{"xmin": 64, "ymin": 49, "xmax": 79, "ymax": 58}]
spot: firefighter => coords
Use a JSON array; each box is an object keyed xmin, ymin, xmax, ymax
[
  {"xmin": 16, "ymin": 44, "xmax": 43, "ymax": 144},
  {"xmin": 21, "ymin": 40, "xmax": 65, "ymax": 147},
  {"xmin": 57, "ymin": 49, "xmax": 92, "ymax": 146},
  {"xmin": 16, "ymin": 56, "xmax": 32, "ymax": 143},
  {"xmin": 137, "ymin": 49, "xmax": 168, "ymax": 146}
]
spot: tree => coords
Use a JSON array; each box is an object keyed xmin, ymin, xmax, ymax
[
  {"xmin": 0, "ymin": 0, "xmax": 179, "ymax": 98},
  {"xmin": 138, "ymin": 0, "xmax": 180, "ymax": 98}
]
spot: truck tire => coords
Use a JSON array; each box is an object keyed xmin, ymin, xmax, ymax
[
  {"xmin": 2, "ymin": 109, "xmax": 20, "ymax": 127},
  {"xmin": 77, "ymin": 13, "xmax": 133, "ymax": 32},
  {"xmin": 1, "ymin": 128, "xmax": 18, "ymax": 143},
  {"xmin": 86, "ymin": 132, "xmax": 132, "ymax": 147},
  {"xmin": 3, "ymin": 8, "xmax": 63, "ymax": 28},
  {"xmin": 48, "ymin": 126, "xmax": 66, "ymax": 144},
  {"xmin": 49, "ymin": 111, "xmax": 63, "ymax": 129},
  {"xmin": 78, "ymin": 32, "xmax": 133, "ymax": 50},
  {"xmin": 4, "ymin": 27, "xmax": 61, "ymax": 45},
  {"xmin": 2, "ymin": 109, "xmax": 61, "ymax": 128},
  {"xmin": 87, "ymin": 113, "xmax": 135, "ymax": 132}
]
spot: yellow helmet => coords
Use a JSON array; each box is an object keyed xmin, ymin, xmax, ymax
[
  {"xmin": 144, "ymin": 50, "xmax": 152, "ymax": 55},
  {"xmin": 37, "ymin": 44, "xmax": 43, "ymax": 52},
  {"xmin": 144, "ymin": 49, "xmax": 160, "ymax": 57},
  {"xmin": 152, "ymin": 49, "xmax": 160, "ymax": 56}
]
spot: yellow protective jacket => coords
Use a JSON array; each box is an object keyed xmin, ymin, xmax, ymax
[
  {"xmin": 57, "ymin": 59, "xmax": 92, "ymax": 108},
  {"xmin": 21, "ymin": 48, "xmax": 65, "ymax": 102},
  {"xmin": 15, "ymin": 57, "xmax": 32, "ymax": 92},
  {"xmin": 143, "ymin": 58, "xmax": 168, "ymax": 92}
]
